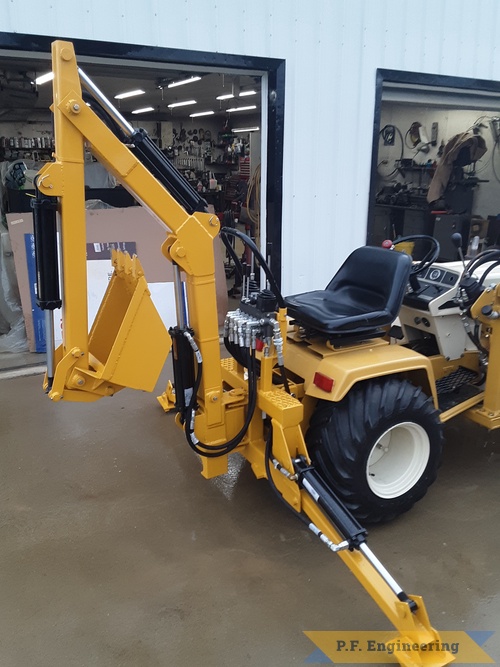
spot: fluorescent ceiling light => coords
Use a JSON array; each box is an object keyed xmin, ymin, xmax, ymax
[
  {"xmin": 226, "ymin": 105, "xmax": 257, "ymax": 113},
  {"xmin": 131, "ymin": 106, "xmax": 155, "ymax": 114},
  {"xmin": 216, "ymin": 93, "xmax": 234, "ymax": 100},
  {"xmin": 35, "ymin": 72, "xmax": 54, "ymax": 85},
  {"xmin": 232, "ymin": 127, "xmax": 260, "ymax": 133},
  {"xmin": 189, "ymin": 110, "xmax": 215, "ymax": 118},
  {"xmin": 168, "ymin": 100, "xmax": 197, "ymax": 108},
  {"xmin": 239, "ymin": 90, "xmax": 257, "ymax": 97},
  {"xmin": 168, "ymin": 76, "xmax": 201, "ymax": 88},
  {"xmin": 114, "ymin": 89, "xmax": 145, "ymax": 100}
]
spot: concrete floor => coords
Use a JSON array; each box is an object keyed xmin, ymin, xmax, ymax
[
  {"xmin": 1, "ymin": 366, "xmax": 500, "ymax": 667},
  {"xmin": 0, "ymin": 350, "xmax": 45, "ymax": 373}
]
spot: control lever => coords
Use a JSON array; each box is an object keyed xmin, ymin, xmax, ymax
[
  {"xmin": 453, "ymin": 232, "xmax": 483, "ymax": 307},
  {"xmin": 451, "ymin": 232, "xmax": 467, "ymax": 271}
]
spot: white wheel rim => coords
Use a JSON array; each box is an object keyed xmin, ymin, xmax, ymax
[{"xmin": 366, "ymin": 422, "xmax": 430, "ymax": 499}]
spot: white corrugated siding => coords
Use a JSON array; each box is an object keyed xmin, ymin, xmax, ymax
[{"xmin": 3, "ymin": 0, "xmax": 500, "ymax": 293}]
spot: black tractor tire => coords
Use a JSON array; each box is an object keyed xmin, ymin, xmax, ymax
[{"xmin": 305, "ymin": 377, "xmax": 443, "ymax": 524}]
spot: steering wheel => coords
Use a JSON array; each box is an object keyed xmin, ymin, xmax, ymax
[{"xmin": 392, "ymin": 234, "xmax": 440, "ymax": 276}]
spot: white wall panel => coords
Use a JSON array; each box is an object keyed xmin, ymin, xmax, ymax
[{"xmin": 3, "ymin": 0, "xmax": 500, "ymax": 293}]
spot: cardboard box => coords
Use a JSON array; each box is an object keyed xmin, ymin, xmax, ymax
[{"xmin": 7, "ymin": 206, "xmax": 228, "ymax": 352}]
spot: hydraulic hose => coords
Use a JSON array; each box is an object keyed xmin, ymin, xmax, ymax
[
  {"xmin": 478, "ymin": 259, "xmax": 500, "ymax": 286},
  {"xmin": 223, "ymin": 336, "xmax": 248, "ymax": 368},
  {"xmin": 183, "ymin": 334, "xmax": 258, "ymax": 458},
  {"xmin": 279, "ymin": 365, "xmax": 291, "ymax": 394},
  {"xmin": 220, "ymin": 231, "xmax": 244, "ymax": 282},
  {"xmin": 464, "ymin": 248, "xmax": 500, "ymax": 279},
  {"xmin": 220, "ymin": 227, "xmax": 285, "ymax": 308}
]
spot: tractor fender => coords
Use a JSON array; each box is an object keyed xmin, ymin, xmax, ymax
[{"xmin": 287, "ymin": 338, "xmax": 438, "ymax": 406}]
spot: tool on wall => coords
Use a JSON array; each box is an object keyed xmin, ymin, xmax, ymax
[{"xmin": 406, "ymin": 121, "xmax": 431, "ymax": 154}]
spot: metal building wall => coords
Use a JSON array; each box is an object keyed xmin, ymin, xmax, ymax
[{"xmin": 3, "ymin": 0, "xmax": 500, "ymax": 294}]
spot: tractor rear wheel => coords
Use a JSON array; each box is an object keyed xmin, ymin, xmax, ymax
[{"xmin": 305, "ymin": 378, "xmax": 443, "ymax": 524}]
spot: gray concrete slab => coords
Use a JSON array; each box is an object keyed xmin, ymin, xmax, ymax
[
  {"xmin": 0, "ymin": 369, "xmax": 499, "ymax": 666},
  {"xmin": 0, "ymin": 350, "xmax": 45, "ymax": 372}
]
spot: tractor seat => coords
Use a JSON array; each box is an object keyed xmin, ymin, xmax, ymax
[{"xmin": 284, "ymin": 246, "xmax": 412, "ymax": 338}]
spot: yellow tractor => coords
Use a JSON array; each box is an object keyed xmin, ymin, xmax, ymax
[{"xmin": 32, "ymin": 40, "xmax": 500, "ymax": 667}]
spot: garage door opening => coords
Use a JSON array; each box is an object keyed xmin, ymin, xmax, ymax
[
  {"xmin": 0, "ymin": 32, "xmax": 284, "ymax": 361},
  {"xmin": 368, "ymin": 69, "xmax": 500, "ymax": 260}
]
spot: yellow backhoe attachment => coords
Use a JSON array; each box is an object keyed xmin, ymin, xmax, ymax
[
  {"xmin": 45, "ymin": 251, "xmax": 171, "ymax": 402},
  {"xmin": 34, "ymin": 40, "xmax": 456, "ymax": 667}
]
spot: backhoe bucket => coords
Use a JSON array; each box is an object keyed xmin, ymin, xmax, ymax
[
  {"xmin": 46, "ymin": 250, "xmax": 171, "ymax": 402},
  {"xmin": 86, "ymin": 250, "xmax": 171, "ymax": 392}
]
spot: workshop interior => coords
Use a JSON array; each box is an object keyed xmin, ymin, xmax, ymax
[
  {"xmin": 370, "ymin": 74, "xmax": 500, "ymax": 261},
  {"xmin": 0, "ymin": 47, "xmax": 263, "ymax": 360}
]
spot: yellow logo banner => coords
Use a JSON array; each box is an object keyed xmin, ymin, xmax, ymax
[{"xmin": 304, "ymin": 631, "xmax": 495, "ymax": 664}]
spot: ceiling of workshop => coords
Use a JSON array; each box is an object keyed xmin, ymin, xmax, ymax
[
  {"xmin": 0, "ymin": 51, "xmax": 262, "ymax": 124},
  {"xmin": 383, "ymin": 82, "xmax": 500, "ymax": 112}
]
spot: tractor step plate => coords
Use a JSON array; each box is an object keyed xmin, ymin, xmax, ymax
[
  {"xmin": 436, "ymin": 366, "xmax": 479, "ymax": 395},
  {"xmin": 436, "ymin": 366, "xmax": 483, "ymax": 413}
]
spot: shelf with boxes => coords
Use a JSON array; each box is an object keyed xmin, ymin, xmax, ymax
[{"xmin": 0, "ymin": 135, "xmax": 54, "ymax": 161}]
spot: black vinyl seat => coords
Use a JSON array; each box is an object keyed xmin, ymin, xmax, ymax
[{"xmin": 284, "ymin": 246, "xmax": 412, "ymax": 338}]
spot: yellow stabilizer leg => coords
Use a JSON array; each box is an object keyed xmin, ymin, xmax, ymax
[
  {"xmin": 264, "ymin": 425, "xmax": 454, "ymax": 667},
  {"xmin": 299, "ymin": 491, "xmax": 454, "ymax": 667}
]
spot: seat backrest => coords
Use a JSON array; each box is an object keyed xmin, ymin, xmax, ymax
[{"xmin": 326, "ymin": 245, "xmax": 412, "ymax": 318}]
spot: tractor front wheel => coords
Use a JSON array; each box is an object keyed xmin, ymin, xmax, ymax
[{"xmin": 305, "ymin": 378, "xmax": 443, "ymax": 524}]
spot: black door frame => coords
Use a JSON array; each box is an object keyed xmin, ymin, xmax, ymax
[
  {"xmin": 0, "ymin": 32, "xmax": 285, "ymax": 286},
  {"xmin": 367, "ymin": 68, "xmax": 500, "ymax": 245}
]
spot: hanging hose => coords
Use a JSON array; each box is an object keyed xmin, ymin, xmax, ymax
[
  {"xmin": 220, "ymin": 226, "xmax": 285, "ymax": 308},
  {"xmin": 464, "ymin": 324, "xmax": 489, "ymax": 357},
  {"xmin": 245, "ymin": 163, "xmax": 261, "ymax": 236},
  {"xmin": 456, "ymin": 248, "xmax": 500, "ymax": 357},
  {"xmin": 180, "ymin": 228, "xmax": 287, "ymax": 457},
  {"xmin": 182, "ymin": 331, "xmax": 259, "ymax": 458},
  {"xmin": 279, "ymin": 366, "xmax": 291, "ymax": 394},
  {"xmin": 478, "ymin": 259, "xmax": 500, "ymax": 287},
  {"xmin": 220, "ymin": 231, "xmax": 244, "ymax": 282},
  {"xmin": 464, "ymin": 248, "xmax": 500, "ymax": 279}
]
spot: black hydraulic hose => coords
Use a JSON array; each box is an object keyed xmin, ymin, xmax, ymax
[
  {"xmin": 466, "ymin": 329, "xmax": 489, "ymax": 356},
  {"xmin": 225, "ymin": 336, "xmax": 290, "ymax": 394},
  {"xmin": 279, "ymin": 365, "xmax": 291, "ymax": 394},
  {"xmin": 478, "ymin": 259, "xmax": 500, "ymax": 286},
  {"xmin": 223, "ymin": 336, "xmax": 248, "ymax": 368},
  {"xmin": 465, "ymin": 249, "xmax": 500, "ymax": 278},
  {"xmin": 184, "ymin": 344, "xmax": 258, "ymax": 457},
  {"xmin": 220, "ymin": 227, "xmax": 285, "ymax": 308},
  {"xmin": 220, "ymin": 232, "xmax": 244, "ymax": 281}
]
